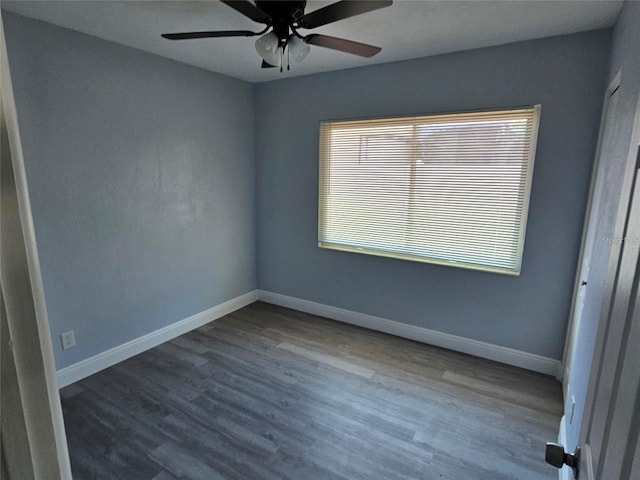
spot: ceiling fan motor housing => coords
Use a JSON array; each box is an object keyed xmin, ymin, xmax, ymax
[{"xmin": 255, "ymin": 1, "xmax": 307, "ymax": 43}]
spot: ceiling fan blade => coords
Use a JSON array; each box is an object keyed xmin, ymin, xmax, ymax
[
  {"xmin": 298, "ymin": 0, "xmax": 392, "ymax": 29},
  {"xmin": 261, "ymin": 60, "xmax": 277, "ymax": 68},
  {"xmin": 161, "ymin": 30, "xmax": 258, "ymax": 40},
  {"xmin": 305, "ymin": 34, "xmax": 381, "ymax": 57},
  {"xmin": 220, "ymin": 0, "xmax": 271, "ymax": 24}
]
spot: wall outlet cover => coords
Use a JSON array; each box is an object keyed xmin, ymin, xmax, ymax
[{"xmin": 61, "ymin": 330, "xmax": 76, "ymax": 350}]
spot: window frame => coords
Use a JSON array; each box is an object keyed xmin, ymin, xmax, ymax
[{"xmin": 317, "ymin": 106, "xmax": 541, "ymax": 276}]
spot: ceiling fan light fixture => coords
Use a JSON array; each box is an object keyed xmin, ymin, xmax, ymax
[
  {"xmin": 255, "ymin": 32, "xmax": 281, "ymax": 66},
  {"xmin": 162, "ymin": 0, "xmax": 393, "ymax": 71},
  {"xmin": 288, "ymin": 35, "xmax": 311, "ymax": 63}
]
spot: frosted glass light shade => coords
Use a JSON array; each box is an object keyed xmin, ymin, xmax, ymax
[
  {"xmin": 255, "ymin": 32, "xmax": 281, "ymax": 66},
  {"xmin": 288, "ymin": 36, "xmax": 310, "ymax": 63}
]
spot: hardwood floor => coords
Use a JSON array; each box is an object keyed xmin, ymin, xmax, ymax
[{"xmin": 60, "ymin": 301, "xmax": 563, "ymax": 480}]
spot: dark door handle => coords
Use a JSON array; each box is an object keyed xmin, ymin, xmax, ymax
[
  {"xmin": 545, "ymin": 443, "xmax": 580, "ymax": 475},
  {"xmin": 581, "ymin": 280, "xmax": 588, "ymax": 286}
]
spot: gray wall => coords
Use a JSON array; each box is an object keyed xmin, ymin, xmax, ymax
[
  {"xmin": 255, "ymin": 30, "xmax": 610, "ymax": 360},
  {"xmin": 3, "ymin": 12, "xmax": 256, "ymax": 370},
  {"xmin": 565, "ymin": 0, "xmax": 640, "ymax": 451},
  {"xmin": 2, "ymin": 10, "xmax": 615, "ymax": 377}
]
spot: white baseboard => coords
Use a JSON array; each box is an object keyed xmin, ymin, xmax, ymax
[
  {"xmin": 55, "ymin": 290, "xmax": 259, "ymax": 388},
  {"xmin": 257, "ymin": 290, "xmax": 561, "ymax": 377},
  {"xmin": 57, "ymin": 288, "xmax": 561, "ymax": 388}
]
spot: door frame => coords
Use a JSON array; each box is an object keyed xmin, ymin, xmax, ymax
[
  {"xmin": 577, "ymin": 90, "xmax": 640, "ymax": 479},
  {"xmin": 0, "ymin": 10, "xmax": 72, "ymax": 479},
  {"xmin": 560, "ymin": 71, "xmax": 622, "ymax": 390}
]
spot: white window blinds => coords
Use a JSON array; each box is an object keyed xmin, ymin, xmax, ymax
[{"xmin": 318, "ymin": 106, "xmax": 540, "ymax": 275}]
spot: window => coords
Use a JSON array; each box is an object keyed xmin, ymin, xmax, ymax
[{"xmin": 318, "ymin": 106, "xmax": 540, "ymax": 275}]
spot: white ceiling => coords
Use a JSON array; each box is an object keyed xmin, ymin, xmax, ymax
[{"xmin": 2, "ymin": 0, "xmax": 622, "ymax": 83}]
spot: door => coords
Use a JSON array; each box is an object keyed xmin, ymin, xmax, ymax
[
  {"xmin": 562, "ymin": 76, "xmax": 620, "ymax": 391},
  {"xmin": 0, "ymin": 10, "xmax": 72, "ymax": 479},
  {"xmin": 547, "ymin": 71, "xmax": 640, "ymax": 480},
  {"xmin": 547, "ymin": 111, "xmax": 640, "ymax": 478},
  {"xmin": 578, "ymin": 143, "xmax": 640, "ymax": 479}
]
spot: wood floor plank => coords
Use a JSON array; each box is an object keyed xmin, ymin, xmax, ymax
[
  {"xmin": 61, "ymin": 301, "xmax": 562, "ymax": 479},
  {"xmin": 148, "ymin": 442, "xmax": 227, "ymax": 480},
  {"xmin": 275, "ymin": 341, "xmax": 376, "ymax": 378}
]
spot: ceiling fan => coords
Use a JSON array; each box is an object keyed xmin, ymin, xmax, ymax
[{"xmin": 161, "ymin": 0, "xmax": 393, "ymax": 70}]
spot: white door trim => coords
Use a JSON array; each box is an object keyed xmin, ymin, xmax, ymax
[
  {"xmin": 560, "ymin": 70, "xmax": 622, "ymax": 390},
  {"xmin": 577, "ymin": 83, "xmax": 640, "ymax": 480},
  {"xmin": 0, "ymin": 10, "xmax": 72, "ymax": 479}
]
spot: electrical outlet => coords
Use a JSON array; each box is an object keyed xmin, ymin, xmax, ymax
[{"xmin": 60, "ymin": 330, "xmax": 76, "ymax": 350}]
